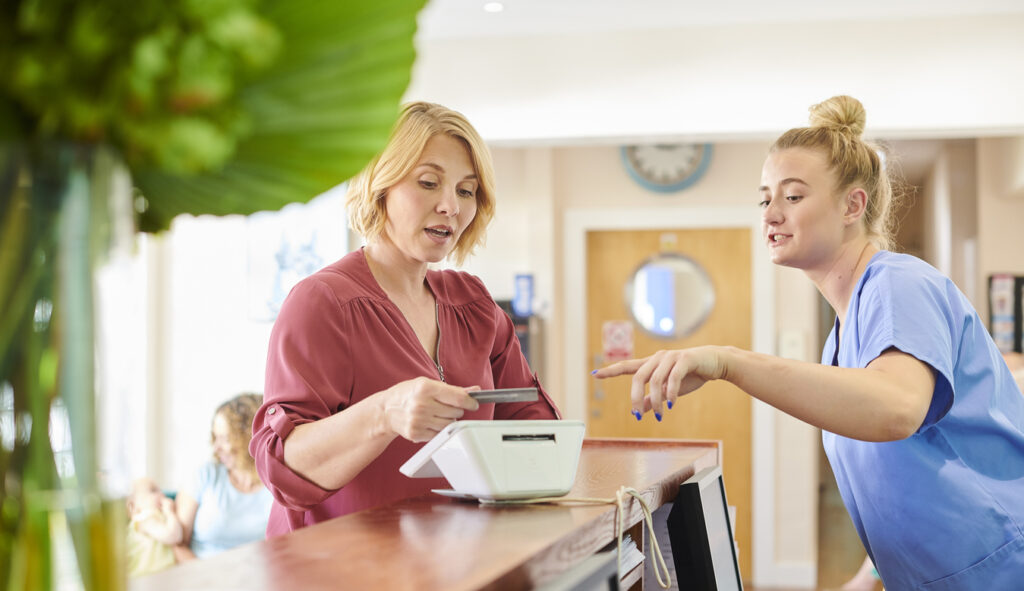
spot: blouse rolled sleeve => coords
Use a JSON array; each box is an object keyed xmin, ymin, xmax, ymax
[{"xmin": 250, "ymin": 279, "xmax": 350, "ymax": 511}]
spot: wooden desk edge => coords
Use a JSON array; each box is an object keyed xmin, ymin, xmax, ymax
[
  {"xmin": 508, "ymin": 439, "xmax": 721, "ymax": 587},
  {"xmin": 132, "ymin": 439, "xmax": 721, "ymax": 591}
]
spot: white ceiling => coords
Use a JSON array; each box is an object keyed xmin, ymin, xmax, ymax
[
  {"xmin": 419, "ymin": 0, "xmax": 1024, "ymax": 40},
  {"xmin": 415, "ymin": 1, "xmax": 1024, "ymax": 185}
]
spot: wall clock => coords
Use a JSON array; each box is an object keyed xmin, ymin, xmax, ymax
[{"xmin": 621, "ymin": 143, "xmax": 713, "ymax": 193}]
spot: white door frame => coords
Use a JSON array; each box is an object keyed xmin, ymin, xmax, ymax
[{"xmin": 563, "ymin": 206, "xmax": 813, "ymax": 588}]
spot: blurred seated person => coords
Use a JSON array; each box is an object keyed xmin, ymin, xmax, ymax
[
  {"xmin": 174, "ymin": 393, "xmax": 273, "ymax": 561},
  {"xmin": 126, "ymin": 477, "xmax": 182, "ymax": 577},
  {"xmin": 250, "ymin": 101, "xmax": 560, "ymax": 537}
]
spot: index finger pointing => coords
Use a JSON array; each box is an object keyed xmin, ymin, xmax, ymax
[{"xmin": 592, "ymin": 358, "xmax": 647, "ymax": 379}]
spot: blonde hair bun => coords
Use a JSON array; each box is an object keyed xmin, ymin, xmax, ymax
[
  {"xmin": 808, "ymin": 95, "xmax": 866, "ymax": 138},
  {"xmin": 770, "ymin": 94, "xmax": 904, "ymax": 251}
]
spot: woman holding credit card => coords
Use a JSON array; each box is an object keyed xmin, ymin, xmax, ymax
[
  {"xmin": 250, "ymin": 102, "xmax": 560, "ymax": 537},
  {"xmin": 594, "ymin": 95, "xmax": 1024, "ymax": 589}
]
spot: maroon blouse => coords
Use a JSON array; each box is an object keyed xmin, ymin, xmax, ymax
[{"xmin": 250, "ymin": 249, "xmax": 560, "ymax": 537}]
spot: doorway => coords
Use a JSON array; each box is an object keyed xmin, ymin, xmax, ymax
[
  {"xmin": 563, "ymin": 206, "xmax": 779, "ymax": 585},
  {"xmin": 585, "ymin": 227, "xmax": 753, "ymax": 578}
]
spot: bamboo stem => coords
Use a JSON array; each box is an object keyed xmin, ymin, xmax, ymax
[{"xmin": 0, "ymin": 145, "xmax": 126, "ymax": 590}]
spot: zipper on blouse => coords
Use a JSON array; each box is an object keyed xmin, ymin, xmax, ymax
[{"xmin": 433, "ymin": 301, "xmax": 445, "ymax": 382}]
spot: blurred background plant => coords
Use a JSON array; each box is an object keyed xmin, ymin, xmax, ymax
[{"xmin": 0, "ymin": 0, "xmax": 426, "ymax": 588}]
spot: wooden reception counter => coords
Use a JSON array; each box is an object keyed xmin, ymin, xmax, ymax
[{"xmin": 132, "ymin": 438, "xmax": 719, "ymax": 591}]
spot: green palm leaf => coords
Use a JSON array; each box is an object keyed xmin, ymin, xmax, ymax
[
  {"xmin": 132, "ymin": 0, "xmax": 426, "ymax": 232},
  {"xmin": 2, "ymin": 2, "xmax": 427, "ymax": 587}
]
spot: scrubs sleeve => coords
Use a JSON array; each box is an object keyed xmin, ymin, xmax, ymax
[
  {"xmin": 854, "ymin": 264, "xmax": 955, "ymax": 429},
  {"xmin": 484, "ymin": 294, "xmax": 561, "ymax": 420},
  {"xmin": 250, "ymin": 278, "xmax": 352, "ymax": 510}
]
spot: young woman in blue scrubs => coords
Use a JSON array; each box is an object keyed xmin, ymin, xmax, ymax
[{"xmin": 595, "ymin": 95, "xmax": 1024, "ymax": 590}]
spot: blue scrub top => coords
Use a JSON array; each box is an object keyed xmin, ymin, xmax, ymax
[{"xmin": 822, "ymin": 251, "xmax": 1024, "ymax": 590}]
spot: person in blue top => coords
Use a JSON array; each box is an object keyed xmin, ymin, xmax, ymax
[
  {"xmin": 595, "ymin": 95, "xmax": 1024, "ymax": 590},
  {"xmin": 174, "ymin": 393, "xmax": 274, "ymax": 561}
]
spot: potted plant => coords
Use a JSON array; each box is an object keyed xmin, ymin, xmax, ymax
[{"xmin": 0, "ymin": 0, "xmax": 426, "ymax": 588}]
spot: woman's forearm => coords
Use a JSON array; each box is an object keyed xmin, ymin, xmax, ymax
[
  {"xmin": 282, "ymin": 394, "xmax": 396, "ymax": 490},
  {"xmin": 279, "ymin": 377, "xmax": 480, "ymax": 489},
  {"xmin": 720, "ymin": 346, "xmax": 935, "ymax": 441}
]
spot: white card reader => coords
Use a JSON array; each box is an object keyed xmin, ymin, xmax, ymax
[{"xmin": 399, "ymin": 420, "xmax": 586, "ymax": 500}]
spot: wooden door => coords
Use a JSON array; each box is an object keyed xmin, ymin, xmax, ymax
[{"xmin": 586, "ymin": 227, "xmax": 753, "ymax": 578}]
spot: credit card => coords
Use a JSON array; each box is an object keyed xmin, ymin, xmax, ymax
[{"xmin": 469, "ymin": 387, "xmax": 539, "ymax": 404}]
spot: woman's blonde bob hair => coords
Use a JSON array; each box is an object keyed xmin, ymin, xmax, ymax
[{"xmin": 345, "ymin": 101, "xmax": 496, "ymax": 266}]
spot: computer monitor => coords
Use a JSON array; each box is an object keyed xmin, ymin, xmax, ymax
[{"xmin": 666, "ymin": 466, "xmax": 743, "ymax": 591}]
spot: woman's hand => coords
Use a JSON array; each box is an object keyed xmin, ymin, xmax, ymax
[
  {"xmin": 382, "ymin": 377, "xmax": 481, "ymax": 442},
  {"xmin": 280, "ymin": 377, "xmax": 481, "ymax": 490},
  {"xmin": 593, "ymin": 346, "xmax": 728, "ymax": 419},
  {"xmin": 596, "ymin": 345, "xmax": 935, "ymax": 441}
]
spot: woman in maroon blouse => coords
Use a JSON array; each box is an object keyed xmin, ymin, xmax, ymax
[{"xmin": 250, "ymin": 102, "xmax": 561, "ymax": 536}]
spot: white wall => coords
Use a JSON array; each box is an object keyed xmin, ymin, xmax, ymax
[
  {"xmin": 921, "ymin": 141, "xmax": 979, "ymax": 297},
  {"xmin": 159, "ymin": 216, "xmax": 274, "ymax": 490},
  {"xmin": 95, "ymin": 236, "xmax": 150, "ymax": 495},
  {"xmin": 772, "ymin": 266, "xmax": 821, "ymax": 567},
  {"xmin": 977, "ymin": 137, "xmax": 1024, "ymax": 322},
  {"xmin": 947, "ymin": 142, "xmax": 979, "ymax": 302},
  {"xmin": 922, "ymin": 154, "xmax": 953, "ymax": 277},
  {"xmin": 148, "ymin": 189, "xmax": 347, "ymax": 491}
]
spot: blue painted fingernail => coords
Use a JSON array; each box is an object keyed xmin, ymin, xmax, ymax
[
  {"xmin": 632, "ymin": 410, "xmax": 642, "ymax": 421},
  {"xmin": 590, "ymin": 369, "xmax": 598, "ymax": 375},
  {"xmin": 667, "ymin": 400, "xmax": 673, "ymax": 410},
  {"xmin": 655, "ymin": 412, "xmax": 663, "ymax": 422}
]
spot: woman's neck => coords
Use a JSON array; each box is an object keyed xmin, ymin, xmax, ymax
[
  {"xmin": 228, "ymin": 467, "xmax": 260, "ymax": 493},
  {"xmin": 809, "ymin": 239, "xmax": 877, "ymax": 326},
  {"xmin": 363, "ymin": 243, "xmax": 430, "ymax": 301}
]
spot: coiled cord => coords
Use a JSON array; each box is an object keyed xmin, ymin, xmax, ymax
[{"xmin": 480, "ymin": 486, "xmax": 672, "ymax": 589}]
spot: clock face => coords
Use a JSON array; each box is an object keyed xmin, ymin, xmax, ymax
[{"xmin": 621, "ymin": 143, "xmax": 712, "ymax": 193}]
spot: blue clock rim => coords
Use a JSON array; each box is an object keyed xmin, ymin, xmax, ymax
[{"xmin": 620, "ymin": 143, "xmax": 713, "ymax": 193}]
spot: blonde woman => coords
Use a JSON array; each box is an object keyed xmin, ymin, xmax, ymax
[
  {"xmin": 175, "ymin": 393, "xmax": 272, "ymax": 561},
  {"xmin": 596, "ymin": 96, "xmax": 1024, "ymax": 589},
  {"xmin": 251, "ymin": 102, "xmax": 560, "ymax": 537}
]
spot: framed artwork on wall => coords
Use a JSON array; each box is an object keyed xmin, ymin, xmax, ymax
[{"xmin": 246, "ymin": 185, "xmax": 347, "ymax": 322}]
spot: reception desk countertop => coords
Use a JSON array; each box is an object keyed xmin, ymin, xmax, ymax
[{"xmin": 133, "ymin": 438, "xmax": 720, "ymax": 591}]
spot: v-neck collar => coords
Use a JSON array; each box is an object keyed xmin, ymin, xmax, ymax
[
  {"xmin": 828, "ymin": 250, "xmax": 886, "ymax": 367},
  {"xmin": 353, "ymin": 248, "xmax": 445, "ymax": 380}
]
